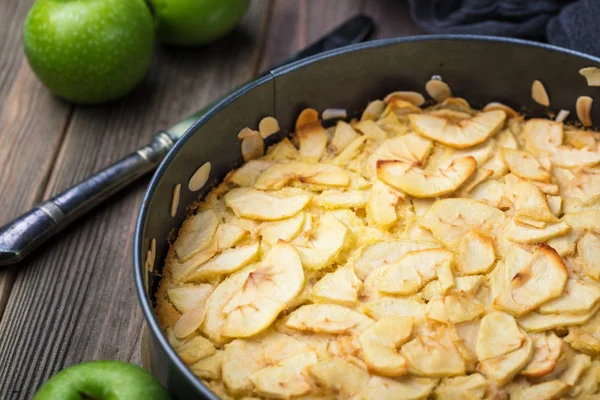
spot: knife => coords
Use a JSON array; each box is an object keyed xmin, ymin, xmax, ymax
[{"xmin": 0, "ymin": 14, "xmax": 374, "ymax": 267}]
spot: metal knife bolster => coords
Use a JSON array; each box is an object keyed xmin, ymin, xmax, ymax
[{"xmin": 0, "ymin": 132, "xmax": 174, "ymax": 266}]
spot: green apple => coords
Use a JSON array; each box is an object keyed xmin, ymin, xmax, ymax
[
  {"xmin": 148, "ymin": 0, "xmax": 249, "ymax": 46},
  {"xmin": 33, "ymin": 360, "xmax": 170, "ymax": 400},
  {"xmin": 23, "ymin": 0, "xmax": 155, "ymax": 104}
]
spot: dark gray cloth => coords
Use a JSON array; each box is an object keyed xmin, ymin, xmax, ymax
[{"xmin": 408, "ymin": 0, "xmax": 600, "ymax": 57}]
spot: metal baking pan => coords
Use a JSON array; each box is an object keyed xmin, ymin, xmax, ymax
[{"xmin": 134, "ymin": 35, "xmax": 600, "ymax": 399}]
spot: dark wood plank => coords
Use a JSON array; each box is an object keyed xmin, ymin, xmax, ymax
[
  {"xmin": 259, "ymin": 0, "xmax": 364, "ymax": 72},
  {"xmin": 0, "ymin": 2, "xmax": 271, "ymax": 398},
  {"xmin": 364, "ymin": 0, "xmax": 422, "ymax": 39},
  {"xmin": 0, "ymin": 1, "xmax": 72, "ymax": 317}
]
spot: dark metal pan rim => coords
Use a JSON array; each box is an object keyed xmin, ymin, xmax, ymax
[{"xmin": 133, "ymin": 34, "xmax": 600, "ymax": 398}]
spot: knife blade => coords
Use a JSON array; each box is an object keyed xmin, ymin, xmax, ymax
[{"xmin": 0, "ymin": 14, "xmax": 374, "ymax": 267}]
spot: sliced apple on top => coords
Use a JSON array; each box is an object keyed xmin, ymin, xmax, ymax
[
  {"xmin": 501, "ymin": 148, "xmax": 552, "ymax": 183},
  {"xmin": 167, "ymin": 284, "xmax": 214, "ymax": 314},
  {"xmin": 249, "ymin": 351, "xmax": 317, "ymax": 399},
  {"xmin": 538, "ymin": 278, "xmax": 600, "ymax": 315},
  {"xmin": 408, "ymin": 110, "xmax": 506, "ymax": 149},
  {"xmin": 401, "ymin": 328, "xmax": 466, "ymax": 377},
  {"xmin": 358, "ymin": 316, "xmax": 413, "ymax": 376},
  {"xmin": 518, "ymin": 304, "xmax": 600, "ymax": 332},
  {"xmin": 551, "ymin": 146, "xmax": 600, "ymax": 168},
  {"xmin": 426, "ymin": 293, "xmax": 484, "ymax": 324},
  {"xmin": 510, "ymin": 176, "xmax": 559, "ymax": 223},
  {"xmin": 354, "ymin": 239, "xmax": 438, "ymax": 280},
  {"xmin": 577, "ymin": 232, "xmax": 600, "ymax": 280},
  {"xmin": 523, "ymin": 118, "xmax": 563, "ymax": 155},
  {"xmin": 476, "ymin": 312, "xmax": 527, "ymax": 362},
  {"xmin": 377, "ymin": 156, "xmax": 476, "ymax": 198},
  {"xmin": 366, "ymin": 180, "xmax": 401, "ymax": 228},
  {"xmin": 216, "ymin": 223, "xmax": 248, "ymax": 250},
  {"xmin": 565, "ymin": 309, "xmax": 600, "ymax": 355},
  {"xmin": 284, "ymin": 303, "xmax": 373, "ymax": 334},
  {"xmin": 433, "ymin": 373, "xmax": 488, "ymax": 400},
  {"xmin": 505, "ymin": 218, "xmax": 570, "ymax": 244},
  {"xmin": 357, "ymin": 375, "xmax": 438, "ymax": 400},
  {"xmin": 296, "ymin": 120, "xmax": 328, "ymax": 161},
  {"xmin": 493, "ymin": 245, "xmax": 568, "ymax": 316},
  {"xmin": 312, "ymin": 190, "xmax": 368, "ymax": 209},
  {"xmin": 329, "ymin": 120, "xmax": 359, "ymax": 155},
  {"xmin": 254, "ymin": 162, "xmax": 350, "ymax": 190},
  {"xmin": 227, "ymin": 159, "xmax": 274, "ymax": 187},
  {"xmin": 260, "ymin": 211, "xmax": 305, "ymax": 246},
  {"xmin": 377, "ymin": 248, "xmax": 453, "ymax": 295},
  {"xmin": 477, "ymin": 333, "xmax": 533, "ymax": 386},
  {"xmin": 187, "ymin": 243, "xmax": 260, "ymax": 282},
  {"xmin": 220, "ymin": 242, "xmax": 305, "ymax": 338},
  {"xmin": 312, "ymin": 265, "xmax": 362, "ymax": 306},
  {"xmin": 521, "ymin": 332, "xmax": 563, "ymax": 378},
  {"xmin": 564, "ymin": 167, "xmax": 600, "ymax": 204},
  {"xmin": 224, "ymin": 187, "xmax": 312, "ymax": 221},
  {"xmin": 457, "ymin": 228, "xmax": 496, "ymax": 275},
  {"xmin": 293, "ymin": 213, "xmax": 347, "ymax": 270},
  {"xmin": 174, "ymin": 209, "xmax": 219, "ymax": 262},
  {"xmin": 420, "ymin": 198, "xmax": 506, "ymax": 248},
  {"xmin": 308, "ymin": 358, "xmax": 370, "ymax": 398}
]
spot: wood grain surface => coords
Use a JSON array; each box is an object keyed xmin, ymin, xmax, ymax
[{"xmin": 0, "ymin": 1, "xmax": 420, "ymax": 398}]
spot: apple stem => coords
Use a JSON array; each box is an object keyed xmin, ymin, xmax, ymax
[{"xmin": 78, "ymin": 391, "xmax": 97, "ymax": 400}]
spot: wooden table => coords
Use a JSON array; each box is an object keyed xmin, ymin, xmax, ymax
[{"xmin": 0, "ymin": 1, "xmax": 420, "ymax": 397}]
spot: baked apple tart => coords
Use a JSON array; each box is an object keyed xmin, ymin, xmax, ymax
[{"xmin": 155, "ymin": 80, "xmax": 600, "ymax": 399}]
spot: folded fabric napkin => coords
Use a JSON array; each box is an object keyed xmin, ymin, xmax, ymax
[{"xmin": 408, "ymin": 0, "xmax": 600, "ymax": 57}]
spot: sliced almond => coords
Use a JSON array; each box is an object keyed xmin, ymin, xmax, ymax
[
  {"xmin": 321, "ymin": 108, "xmax": 347, "ymax": 120},
  {"xmin": 579, "ymin": 67, "xmax": 600, "ymax": 86},
  {"xmin": 171, "ymin": 183, "xmax": 181, "ymax": 217},
  {"xmin": 556, "ymin": 109, "xmax": 570, "ymax": 123},
  {"xmin": 188, "ymin": 161, "xmax": 212, "ymax": 191},
  {"xmin": 241, "ymin": 134, "xmax": 264, "ymax": 162},
  {"xmin": 258, "ymin": 116, "xmax": 280, "ymax": 139},
  {"xmin": 174, "ymin": 306, "xmax": 207, "ymax": 338},
  {"xmin": 532, "ymin": 80, "xmax": 550, "ymax": 106},
  {"xmin": 576, "ymin": 95, "xmax": 593, "ymax": 127},
  {"xmin": 425, "ymin": 79, "xmax": 452, "ymax": 102},
  {"xmin": 237, "ymin": 127, "xmax": 259, "ymax": 139}
]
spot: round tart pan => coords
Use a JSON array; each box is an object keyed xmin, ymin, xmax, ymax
[{"xmin": 134, "ymin": 35, "xmax": 600, "ymax": 399}]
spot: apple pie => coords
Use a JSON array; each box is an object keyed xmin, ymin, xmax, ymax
[{"xmin": 156, "ymin": 84, "xmax": 600, "ymax": 399}]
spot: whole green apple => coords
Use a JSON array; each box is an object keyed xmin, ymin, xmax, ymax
[
  {"xmin": 33, "ymin": 360, "xmax": 171, "ymax": 400},
  {"xmin": 148, "ymin": 0, "xmax": 249, "ymax": 46},
  {"xmin": 23, "ymin": 0, "xmax": 155, "ymax": 104}
]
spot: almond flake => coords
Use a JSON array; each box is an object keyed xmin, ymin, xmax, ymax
[
  {"xmin": 258, "ymin": 116, "xmax": 280, "ymax": 139},
  {"xmin": 241, "ymin": 134, "xmax": 264, "ymax": 162},
  {"xmin": 531, "ymin": 80, "xmax": 550, "ymax": 106},
  {"xmin": 555, "ymin": 109, "xmax": 570, "ymax": 123},
  {"xmin": 188, "ymin": 162, "xmax": 211, "ymax": 191},
  {"xmin": 171, "ymin": 183, "xmax": 181, "ymax": 217},
  {"xmin": 425, "ymin": 79, "xmax": 451, "ymax": 102},
  {"xmin": 579, "ymin": 67, "xmax": 600, "ymax": 86},
  {"xmin": 322, "ymin": 108, "xmax": 348, "ymax": 120},
  {"xmin": 576, "ymin": 96, "xmax": 593, "ymax": 127}
]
